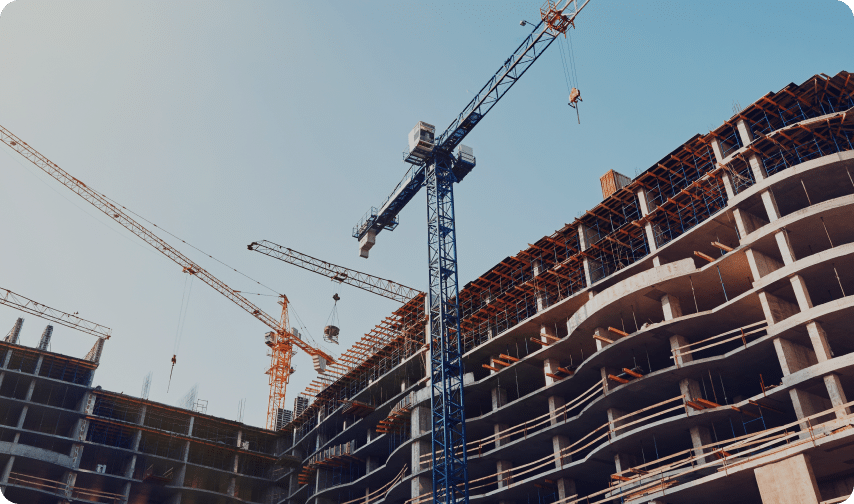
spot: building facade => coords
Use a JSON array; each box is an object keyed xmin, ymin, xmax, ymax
[
  {"xmin": 0, "ymin": 325, "xmax": 279, "ymax": 504},
  {"xmin": 275, "ymin": 71, "xmax": 854, "ymax": 504}
]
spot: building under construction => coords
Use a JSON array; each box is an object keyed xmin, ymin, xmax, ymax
[
  {"xmin": 272, "ymin": 71, "xmax": 854, "ymax": 504},
  {"xmin": 1, "ymin": 70, "xmax": 853, "ymax": 504}
]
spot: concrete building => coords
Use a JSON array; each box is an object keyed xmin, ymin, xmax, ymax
[
  {"xmin": 274, "ymin": 71, "xmax": 854, "ymax": 504},
  {"xmin": 0, "ymin": 324, "xmax": 279, "ymax": 504}
]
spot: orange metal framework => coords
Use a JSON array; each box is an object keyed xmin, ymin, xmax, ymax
[
  {"xmin": 540, "ymin": 0, "xmax": 573, "ymax": 36},
  {"xmin": 0, "ymin": 126, "xmax": 335, "ymax": 431}
]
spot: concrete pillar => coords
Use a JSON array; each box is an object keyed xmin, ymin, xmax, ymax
[
  {"xmin": 594, "ymin": 327, "xmax": 618, "ymax": 352},
  {"xmin": 493, "ymin": 423, "xmax": 509, "ymax": 448},
  {"xmin": 637, "ymin": 189, "xmax": 658, "ymax": 252},
  {"xmin": 824, "ymin": 374, "xmax": 851, "ymax": 419},
  {"xmin": 660, "ymin": 294, "xmax": 682, "ymax": 321},
  {"xmin": 32, "ymin": 355, "xmax": 44, "ymax": 376},
  {"xmin": 556, "ymin": 478, "xmax": 577, "ymax": 502},
  {"xmin": 552, "ymin": 435, "xmax": 571, "ymax": 469},
  {"xmin": 410, "ymin": 405, "xmax": 430, "ymax": 438},
  {"xmin": 761, "ymin": 190, "xmax": 781, "ymax": 222},
  {"xmin": 774, "ymin": 338, "xmax": 817, "ymax": 376},
  {"xmin": 805, "ymin": 322, "xmax": 833, "ymax": 362},
  {"xmin": 754, "ymin": 453, "xmax": 821, "ymax": 504},
  {"xmin": 491, "ymin": 387, "xmax": 507, "ymax": 411},
  {"xmin": 24, "ymin": 378, "xmax": 37, "ymax": 402},
  {"xmin": 548, "ymin": 396, "xmax": 565, "ymax": 425},
  {"xmin": 789, "ymin": 275, "xmax": 813, "ymax": 311},
  {"xmin": 709, "ymin": 137, "xmax": 724, "ymax": 163},
  {"xmin": 790, "ymin": 388, "xmax": 831, "ymax": 424},
  {"xmin": 689, "ymin": 425, "xmax": 713, "ymax": 465},
  {"xmin": 600, "ymin": 366, "xmax": 620, "ymax": 395},
  {"xmin": 745, "ymin": 249, "xmax": 783, "ymax": 280},
  {"xmin": 758, "ymin": 291, "xmax": 799, "ymax": 325},
  {"xmin": 533, "ymin": 261, "xmax": 546, "ymax": 311},
  {"xmin": 775, "ymin": 230, "xmax": 797, "ymax": 265},
  {"xmin": 607, "ymin": 408, "xmax": 628, "ymax": 439},
  {"xmin": 733, "ymin": 208, "xmax": 767, "ymax": 237},
  {"xmin": 411, "ymin": 439, "xmax": 430, "ymax": 473},
  {"xmin": 0, "ymin": 456, "xmax": 14, "ymax": 486},
  {"xmin": 16, "ymin": 405, "xmax": 28, "ymax": 429},
  {"xmin": 721, "ymin": 172, "xmax": 736, "ymax": 200},
  {"xmin": 544, "ymin": 358, "xmax": 561, "ymax": 386},
  {"xmin": 410, "ymin": 475, "xmax": 431, "ymax": 502},
  {"xmin": 680, "ymin": 379, "xmax": 703, "ymax": 414},
  {"xmin": 749, "ymin": 155, "xmax": 768, "ymax": 183},
  {"xmin": 579, "ymin": 225, "xmax": 601, "ymax": 285},
  {"xmin": 496, "ymin": 460, "xmax": 513, "ymax": 488},
  {"xmin": 670, "ymin": 334, "xmax": 692, "ymax": 367}
]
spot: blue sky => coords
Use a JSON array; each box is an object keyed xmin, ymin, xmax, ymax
[{"xmin": 0, "ymin": 0, "xmax": 851, "ymax": 427}]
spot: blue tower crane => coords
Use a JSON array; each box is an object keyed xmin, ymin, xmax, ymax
[{"xmin": 352, "ymin": 2, "xmax": 592, "ymax": 502}]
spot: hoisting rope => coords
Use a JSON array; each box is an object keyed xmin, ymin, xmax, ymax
[
  {"xmin": 168, "ymin": 274, "xmax": 194, "ymax": 392},
  {"xmin": 558, "ymin": 26, "xmax": 583, "ymax": 123}
]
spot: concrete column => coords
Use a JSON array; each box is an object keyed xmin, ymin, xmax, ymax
[
  {"xmin": 679, "ymin": 379, "xmax": 703, "ymax": 409},
  {"xmin": 540, "ymin": 324, "xmax": 557, "ymax": 345},
  {"xmin": 637, "ymin": 189, "xmax": 658, "ymax": 252},
  {"xmin": 124, "ymin": 455, "xmax": 138, "ymax": 479},
  {"xmin": 579, "ymin": 225, "xmax": 601, "ymax": 285},
  {"xmin": 491, "ymin": 387, "xmax": 507, "ymax": 411},
  {"xmin": 16, "ymin": 405, "xmax": 28, "ymax": 429},
  {"xmin": 661, "ymin": 294, "xmax": 682, "ymax": 321},
  {"xmin": 669, "ymin": 334, "xmax": 692, "ymax": 367},
  {"xmin": 410, "ymin": 405, "xmax": 430, "ymax": 438},
  {"xmin": 496, "ymin": 460, "xmax": 513, "ymax": 488},
  {"xmin": 411, "ymin": 438, "xmax": 430, "ymax": 473},
  {"xmin": 823, "ymin": 374, "xmax": 851, "ymax": 419},
  {"xmin": 594, "ymin": 327, "xmax": 618, "ymax": 352},
  {"xmin": 774, "ymin": 338, "xmax": 817, "ymax": 376},
  {"xmin": 534, "ymin": 261, "xmax": 546, "ymax": 312},
  {"xmin": 600, "ymin": 366, "xmax": 620, "ymax": 394},
  {"xmin": 548, "ymin": 396, "xmax": 565, "ymax": 425},
  {"xmin": 607, "ymin": 408, "xmax": 628, "ymax": 439},
  {"xmin": 544, "ymin": 357, "xmax": 561, "ymax": 386},
  {"xmin": 790, "ymin": 388, "xmax": 831, "ymax": 424},
  {"xmin": 552, "ymin": 435, "xmax": 570, "ymax": 469},
  {"xmin": 0, "ymin": 456, "xmax": 14, "ymax": 486},
  {"xmin": 709, "ymin": 137, "xmax": 724, "ymax": 163},
  {"xmin": 493, "ymin": 423, "xmax": 509, "ymax": 448},
  {"xmin": 748, "ymin": 155, "xmax": 767, "ymax": 183},
  {"xmin": 556, "ymin": 478, "xmax": 577, "ymax": 502},
  {"xmin": 789, "ymin": 275, "xmax": 813, "ymax": 311},
  {"xmin": 410, "ymin": 475, "xmax": 431, "ymax": 502},
  {"xmin": 689, "ymin": 425, "xmax": 713, "ymax": 465},
  {"xmin": 745, "ymin": 249, "xmax": 783, "ymax": 280},
  {"xmin": 721, "ymin": 172, "xmax": 736, "ymax": 200},
  {"xmin": 754, "ymin": 453, "xmax": 821, "ymax": 504},
  {"xmin": 761, "ymin": 190, "xmax": 781, "ymax": 222},
  {"xmin": 775, "ymin": 230, "xmax": 797, "ymax": 265},
  {"xmin": 733, "ymin": 208, "xmax": 767, "ymax": 237},
  {"xmin": 24, "ymin": 378, "xmax": 37, "ymax": 402},
  {"xmin": 805, "ymin": 322, "xmax": 833, "ymax": 362},
  {"xmin": 32, "ymin": 355, "xmax": 44, "ymax": 376},
  {"xmin": 758, "ymin": 291, "xmax": 799, "ymax": 325}
]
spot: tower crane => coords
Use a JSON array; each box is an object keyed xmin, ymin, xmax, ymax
[
  {"xmin": 351, "ymin": 2, "xmax": 592, "ymax": 502},
  {"xmin": 1, "ymin": 286, "xmax": 112, "ymax": 340},
  {"xmin": 0, "ymin": 126, "xmax": 335, "ymax": 431},
  {"xmin": 247, "ymin": 240, "xmax": 422, "ymax": 304}
]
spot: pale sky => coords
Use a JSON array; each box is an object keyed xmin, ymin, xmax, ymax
[{"xmin": 0, "ymin": 1, "xmax": 851, "ymax": 428}]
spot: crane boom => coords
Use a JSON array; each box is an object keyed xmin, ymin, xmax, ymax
[
  {"xmin": 248, "ymin": 241, "xmax": 422, "ymax": 304},
  {"xmin": 353, "ymin": 0, "xmax": 591, "ymax": 246},
  {"xmin": 0, "ymin": 286, "xmax": 112, "ymax": 340},
  {"xmin": 0, "ymin": 124, "xmax": 334, "ymax": 430}
]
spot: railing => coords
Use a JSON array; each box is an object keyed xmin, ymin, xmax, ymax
[{"xmin": 670, "ymin": 321, "xmax": 768, "ymax": 366}]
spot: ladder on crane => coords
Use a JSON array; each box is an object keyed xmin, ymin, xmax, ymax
[{"xmin": 351, "ymin": 1, "xmax": 593, "ymax": 502}]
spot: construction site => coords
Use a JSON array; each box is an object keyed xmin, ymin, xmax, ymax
[{"xmin": 1, "ymin": 1, "xmax": 853, "ymax": 504}]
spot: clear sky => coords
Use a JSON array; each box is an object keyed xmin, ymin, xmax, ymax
[{"xmin": 0, "ymin": 0, "xmax": 851, "ymax": 428}]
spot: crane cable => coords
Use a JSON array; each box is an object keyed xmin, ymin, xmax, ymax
[{"xmin": 168, "ymin": 274, "xmax": 194, "ymax": 392}]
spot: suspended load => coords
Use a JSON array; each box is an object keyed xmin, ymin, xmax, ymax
[
  {"xmin": 323, "ymin": 325, "xmax": 340, "ymax": 344},
  {"xmin": 324, "ymin": 293, "xmax": 341, "ymax": 344}
]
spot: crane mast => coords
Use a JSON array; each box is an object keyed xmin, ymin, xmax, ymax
[
  {"xmin": 352, "ymin": 2, "xmax": 592, "ymax": 502},
  {"xmin": 248, "ymin": 240, "xmax": 422, "ymax": 304},
  {"xmin": 0, "ymin": 125, "xmax": 334, "ymax": 431}
]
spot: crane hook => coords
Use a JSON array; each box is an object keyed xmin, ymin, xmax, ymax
[{"xmin": 167, "ymin": 354, "xmax": 177, "ymax": 393}]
